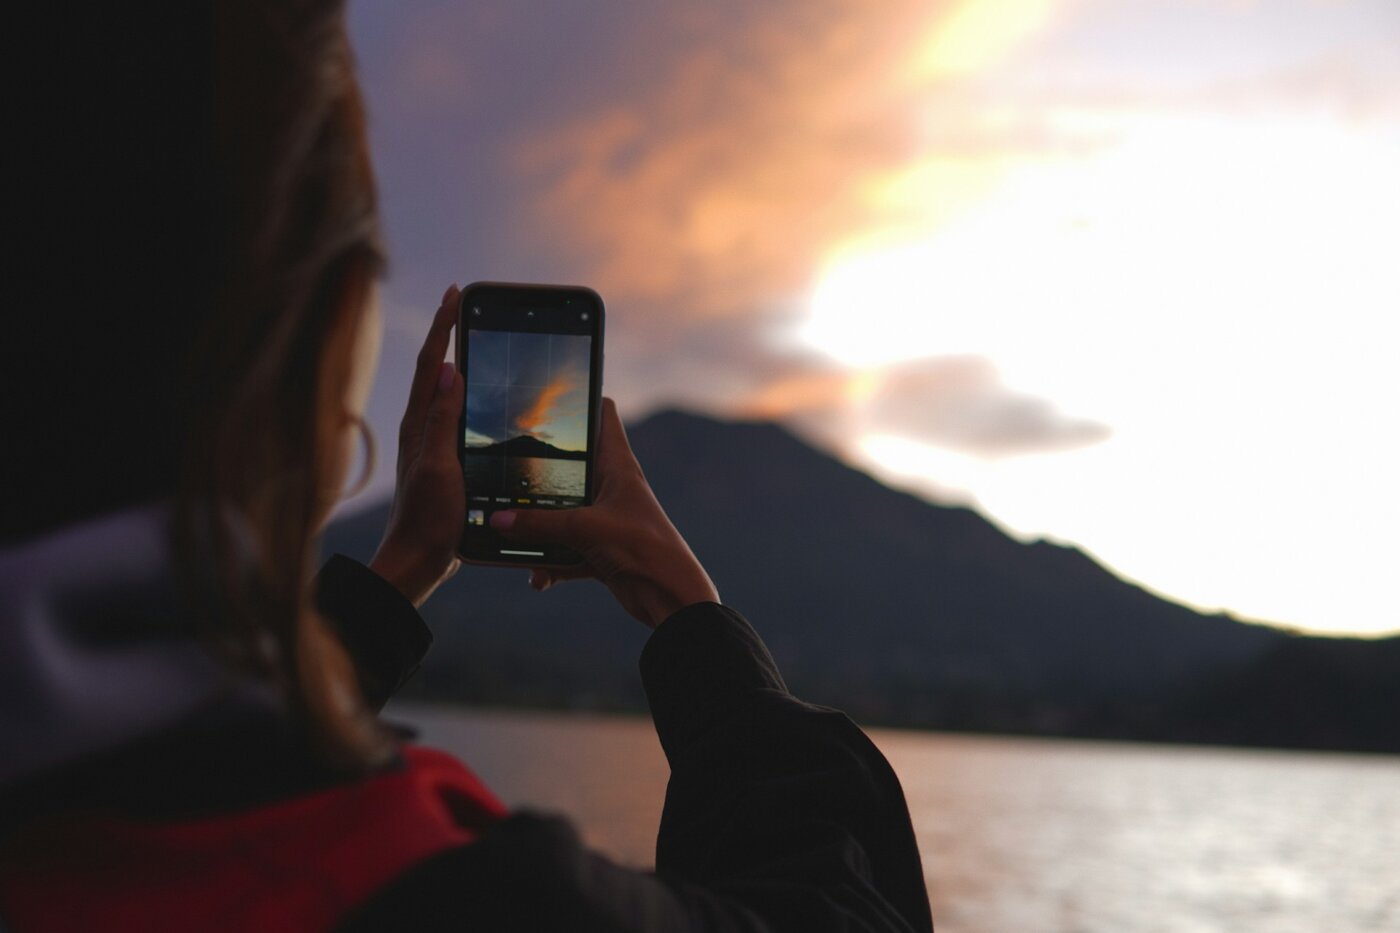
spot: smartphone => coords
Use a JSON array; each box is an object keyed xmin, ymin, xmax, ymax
[{"xmin": 455, "ymin": 282, "xmax": 605, "ymax": 565}]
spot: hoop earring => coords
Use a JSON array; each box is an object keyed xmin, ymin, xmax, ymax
[{"xmin": 341, "ymin": 413, "xmax": 376, "ymax": 500}]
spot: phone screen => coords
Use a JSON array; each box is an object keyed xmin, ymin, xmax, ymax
[{"xmin": 456, "ymin": 283, "xmax": 604, "ymax": 564}]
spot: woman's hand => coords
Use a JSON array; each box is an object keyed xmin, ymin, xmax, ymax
[
  {"xmin": 489, "ymin": 398, "xmax": 719, "ymax": 628},
  {"xmin": 370, "ymin": 285, "xmax": 464, "ymax": 607}
]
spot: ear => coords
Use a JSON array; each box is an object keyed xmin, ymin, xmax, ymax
[{"xmin": 315, "ymin": 259, "xmax": 382, "ymax": 522}]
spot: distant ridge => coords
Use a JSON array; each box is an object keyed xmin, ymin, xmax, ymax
[
  {"xmin": 465, "ymin": 434, "xmax": 587, "ymax": 460},
  {"xmin": 325, "ymin": 408, "xmax": 1400, "ymax": 754}
]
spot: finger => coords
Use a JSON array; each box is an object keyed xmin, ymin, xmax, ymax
[
  {"xmin": 490, "ymin": 506, "xmax": 598, "ymax": 549},
  {"xmin": 401, "ymin": 285, "xmax": 460, "ymax": 450},
  {"xmin": 421, "ymin": 362, "xmax": 463, "ymax": 463}
]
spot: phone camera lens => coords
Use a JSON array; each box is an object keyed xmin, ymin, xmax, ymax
[
  {"xmin": 527, "ymin": 311, "xmax": 535, "ymax": 317},
  {"xmin": 581, "ymin": 312, "xmax": 590, "ymax": 321},
  {"xmin": 471, "ymin": 307, "xmax": 482, "ymax": 316}
]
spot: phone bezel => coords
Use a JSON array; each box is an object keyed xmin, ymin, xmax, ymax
[{"xmin": 454, "ymin": 281, "xmax": 605, "ymax": 567}]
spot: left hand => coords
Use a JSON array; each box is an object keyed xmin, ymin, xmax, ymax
[{"xmin": 370, "ymin": 284, "xmax": 465, "ymax": 606}]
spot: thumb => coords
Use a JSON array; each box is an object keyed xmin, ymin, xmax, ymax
[
  {"xmin": 490, "ymin": 506, "xmax": 595, "ymax": 549},
  {"xmin": 422, "ymin": 362, "xmax": 462, "ymax": 462}
]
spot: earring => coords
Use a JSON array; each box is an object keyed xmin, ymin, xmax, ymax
[{"xmin": 341, "ymin": 413, "xmax": 376, "ymax": 500}]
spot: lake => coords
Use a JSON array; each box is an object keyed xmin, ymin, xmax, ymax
[
  {"xmin": 462, "ymin": 455, "xmax": 586, "ymax": 498},
  {"xmin": 386, "ymin": 702, "xmax": 1400, "ymax": 933}
]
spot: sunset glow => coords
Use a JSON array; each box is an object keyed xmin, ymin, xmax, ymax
[{"xmin": 350, "ymin": 0, "xmax": 1400, "ymax": 635}]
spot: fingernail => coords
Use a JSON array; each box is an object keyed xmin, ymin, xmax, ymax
[
  {"xmin": 441, "ymin": 284, "xmax": 459, "ymax": 305},
  {"xmin": 490, "ymin": 511, "xmax": 516, "ymax": 531},
  {"xmin": 437, "ymin": 362, "xmax": 454, "ymax": 391}
]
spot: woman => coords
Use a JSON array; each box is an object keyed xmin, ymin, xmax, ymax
[{"xmin": 1, "ymin": 2, "xmax": 933, "ymax": 931}]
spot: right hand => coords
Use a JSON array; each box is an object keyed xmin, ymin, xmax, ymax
[
  {"xmin": 370, "ymin": 285, "xmax": 465, "ymax": 607},
  {"xmin": 489, "ymin": 398, "xmax": 719, "ymax": 628}
]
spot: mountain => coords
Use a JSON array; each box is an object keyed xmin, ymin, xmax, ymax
[
  {"xmin": 465, "ymin": 435, "xmax": 587, "ymax": 460},
  {"xmin": 1158, "ymin": 634, "xmax": 1400, "ymax": 753},
  {"xmin": 324, "ymin": 409, "xmax": 1400, "ymax": 753}
]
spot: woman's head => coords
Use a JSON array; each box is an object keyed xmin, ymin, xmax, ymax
[
  {"xmin": 12, "ymin": 1, "xmax": 383, "ymax": 540},
  {"xmin": 11, "ymin": 1, "xmax": 390, "ymax": 766}
]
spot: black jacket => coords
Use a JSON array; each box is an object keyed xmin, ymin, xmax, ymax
[{"xmin": 0, "ymin": 509, "xmax": 932, "ymax": 932}]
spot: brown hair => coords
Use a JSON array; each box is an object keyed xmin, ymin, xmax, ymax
[{"xmin": 9, "ymin": 2, "xmax": 391, "ymax": 769}]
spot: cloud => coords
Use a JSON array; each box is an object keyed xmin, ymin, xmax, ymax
[
  {"xmin": 357, "ymin": 0, "xmax": 1387, "ymax": 461},
  {"xmin": 509, "ymin": 0, "xmax": 1073, "ymax": 319},
  {"xmin": 737, "ymin": 355, "xmax": 1109, "ymax": 458},
  {"xmin": 865, "ymin": 356, "xmax": 1109, "ymax": 457}
]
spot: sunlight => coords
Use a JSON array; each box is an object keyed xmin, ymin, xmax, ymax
[
  {"xmin": 799, "ymin": 112, "xmax": 1400, "ymax": 634},
  {"xmin": 911, "ymin": 0, "xmax": 1058, "ymax": 78}
]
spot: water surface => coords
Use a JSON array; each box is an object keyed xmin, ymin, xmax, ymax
[
  {"xmin": 388, "ymin": 703, "xmax": 1400, "ymax": 933},
  {"xmin": 462, "ymin": 455, "xmax": 586, "ymax": 498}
]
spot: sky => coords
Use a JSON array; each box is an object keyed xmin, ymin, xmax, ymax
[{"xmin": 345, "ymin": 0, "xmax": 1400, "ymax": 636}]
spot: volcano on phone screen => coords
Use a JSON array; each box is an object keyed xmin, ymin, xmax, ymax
[{"xmin": 462, "ymin": 330, "xmax": 591, "ymax": 501}]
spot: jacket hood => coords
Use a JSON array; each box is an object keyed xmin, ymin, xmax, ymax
[{"xmin": 0, "ymin": 504, "xmax": 281, "ymax": 793}]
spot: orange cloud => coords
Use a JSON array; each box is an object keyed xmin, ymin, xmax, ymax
[
  {"xmin": 514, "ymin": 373, "xmax": 575, "ymax": 439},
  {"xmin": 489, "ymin": 0, "xmax": 1082, "ymax": 421},
  {"xmin": 506, "ymin": 0, "xmax": 1078, "ymax": 359},
  {"xmin": 513, "ymin": 1, "xmax": 938, "ymax": 315}
]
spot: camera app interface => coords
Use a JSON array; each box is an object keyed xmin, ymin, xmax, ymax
[{"xmin": 462, "ymin": 324, "xmax": 593, "ymax": 525}]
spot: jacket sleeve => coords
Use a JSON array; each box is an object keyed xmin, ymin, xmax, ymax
[
  {"xmin": 314, "ymin": 554, "xmax": 433, "ymax": 711},
  {"xmin": 642, "ymin": 603, "xmax": 932, "ymax": 931},
  {"xmin": 337, "ymin": 603, "xmax": 934, "ymax": 933}
]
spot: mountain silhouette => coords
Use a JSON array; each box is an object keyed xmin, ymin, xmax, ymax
[
  {"xmin": 465, "ymin": 434, "xmax": 587, "ymax": 460},
  {"xmin": 325, "ymin": 408, "xmax": 1400, "ymax": 753}
]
